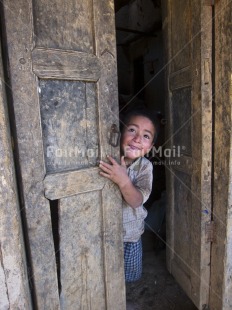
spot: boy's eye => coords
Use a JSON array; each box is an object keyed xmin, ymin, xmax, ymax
[
  {"xmin": 144, "ymin": 134, "xmax": 150, "ymax": 139},
  {"xmin": 128, "ymin": 128, "xmax": 135, "ymax": 132}
]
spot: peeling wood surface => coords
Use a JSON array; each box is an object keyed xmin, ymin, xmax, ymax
[
  {"xmin": 163, "ymin": 0, "xmax": 212, "ymax": 308},
  {"xmin": 32, "ymin": 48, "xmax": 101, "ymax": 81},
  {"xmin": 210, "ymin": 1, "xmax": 232, "ymax": 309},
  {"xmin": 0, "ymin": 38, "xmax": 31, "ymax": 309}
]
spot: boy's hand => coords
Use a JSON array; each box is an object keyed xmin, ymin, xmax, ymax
[
  {"xmin": 99, "ymin": 155, "xmax": 143, "ymax": 208},
  {"xmin": 99, "ymin": 155, "xmax": 129, "ymax": 188}
]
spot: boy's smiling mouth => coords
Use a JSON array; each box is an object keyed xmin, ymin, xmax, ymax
[{"xmin": 128, "ymin": 145, "xmax": 141, "ymax": 151}]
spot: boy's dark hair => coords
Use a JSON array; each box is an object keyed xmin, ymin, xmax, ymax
[{"xmin": 120, "ymin": 108, "xmax": 160, "ymax": 143}]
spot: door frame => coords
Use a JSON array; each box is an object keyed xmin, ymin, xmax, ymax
[
  {"xmin": 210, "ymin": 1, "xmax": 232, "ymax": 309},
  {"xmin": 0, "ymin": 34, "xmax": 32, "ymax": 309}
]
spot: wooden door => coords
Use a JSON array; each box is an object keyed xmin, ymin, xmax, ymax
[
  {"xmin": 162, "ymin": 0, "xmax": 213, "ymax": 308},
  {"xmin": 2, "ymin": 0, "xmax": 125, "ymax": 309}
]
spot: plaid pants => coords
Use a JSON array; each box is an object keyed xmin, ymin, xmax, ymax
[{"xmin": 124, "ymin": 238, "xmax": 142, "ymax": 282}]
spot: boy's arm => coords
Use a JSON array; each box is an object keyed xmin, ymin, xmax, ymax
[
  {"xmin": 99, "ymin": 155, "xmax": 143, "ymax": 208},
  {"xmin": 118, "ymin": 177, "xmax": 143, "ymax": 208}
]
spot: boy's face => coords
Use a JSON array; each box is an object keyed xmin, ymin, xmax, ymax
[{"xmin": 121, "ymin": 115, "xmax": 155, "ymax": 163}]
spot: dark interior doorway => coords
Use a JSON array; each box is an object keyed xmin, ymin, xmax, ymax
[{"xmin": 114, "ymin": 1, "xmax": 197, "ymax": 309}]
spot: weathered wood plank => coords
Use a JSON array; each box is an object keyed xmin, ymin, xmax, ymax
[
  {"xmin": 59, "ymin": 192, "xmax": 106, "ymax": 309},
  {"xmin": 190, "ymin": 3, "xmax": 212, "ymax": 306},
  {"xmin": 170, "ymin": 0, "xmax": 191, "ymax": 72},
  {"xmin": 172, "ymin": 87, "xmax": 192, "ymax": 155},
  {"xmin": 169, "ymin": 67, "xmax": 192, "ymax": 90},
  {"xmin": 32, "ymin": 48, "xmax": 101, "ymax": 81},
  {"xmin": 94, "ymin": 0, "xmax": 126, "ymax": 308},
  {"xmin": 179, "ymin": 2, "xmax": 212, "ymax": 306},
  {"xmin": 39, "ymin": 79, "xmax": 99, "ymax": 173},
  {"xmin": 162, "ymin": 0, "xmax": 175, "ymax": 272},
  {"xmin": 172, "ymin": 155, "xmax": 193, "ymax": 173},
  {"xmin": 44, "ymin": 168, "xmax": 105, "ymax": 200},
  {"xmin": 0, "ymin": 260, "xmax": 9, "ymax": 309},
  {"xmin": 94, "ymin": 0, "xmax": 121, "ymax": 161},
  {"xmin": 3, "ymin": 1, "xmax": 60, "ymax": 308},
  {"xmin": 33, "ymin": 0, "xmax": 94, "ymax": 52},
  {"xmin": 0, "ymin": 37, "xmax": 32, "ymax": 310},
  {"xmin": 164, "ymin": 0, "xmax": 212, "ymax": 308},
  {"xmin": 101, "ymin": 183, "xmax": 125, "ymax": 310},
  {"xmin": 173, "ymin": 170, "xmax": 192, "ymax": 277},
  {"xmin": 171, "ymin": 260, "xmax": 192, "ymax": 297},
  {"xmin": 210, "ymin": 1, "xmax": 232, "ymax": 309},
  {"xmin": 86, "ymin": 83, "xmax": 100, "ymax": 166}
]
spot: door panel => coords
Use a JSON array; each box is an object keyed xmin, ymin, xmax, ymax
[
  {"xmin": 32, "ymin": 48, "xmax": 101, "ymax": 81},
  {"xmin": 33, "ymin": 0, "xmax": 94, "ymax": 52},
  {"xmin": 3, "ymin": 0, "xmax": 125, "ymax": 308},
  {"xmin": 171, "ymin": 0, "xmax": 191, "ymax": 71},
  {"xmin": 59, "ymin": 192, "xmax": 106, "ymax": 309},
  {"xmin": 163, "ymin": 0, "xmax": 212, "ymax": 308},
  {"xmin": 40, "ymin": 80, "xmax": 99, "ymax": 172}
]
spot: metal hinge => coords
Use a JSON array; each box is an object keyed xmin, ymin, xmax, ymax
[{"xmin": 206, "ymin": 221, "xmax": 215, "ymax": 243}]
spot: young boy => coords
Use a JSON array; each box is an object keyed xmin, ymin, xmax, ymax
[{"xmin": 99, "ymin": 109, "xmax": 157, "ymax": 282}]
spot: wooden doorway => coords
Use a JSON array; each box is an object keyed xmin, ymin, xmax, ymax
[
  {"xmin": 115, "ymin": 0, "xmax": 213, "ymax": 309},
  {"xmin": 1, "ymin": 0, "xmax": 125, "ymax": 309},
  {"xmin": 115, "ymin": 1, "xmax": 232, "ymax": 309},
  {"xmin": 0, "ymin": 0, "xmax": 231, "ymax": 309}
]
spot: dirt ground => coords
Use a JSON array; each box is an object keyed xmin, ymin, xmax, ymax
[{"xmin": 126, "ymin": 231, "xmax": 198, "ymax": 310}]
